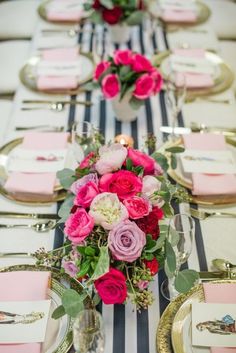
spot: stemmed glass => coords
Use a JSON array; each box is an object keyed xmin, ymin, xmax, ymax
[
  {"xmin": 72, "ymin": 121, "xmax": 97, "ymax": 163},
  {"xmin": 161, "ymin": 213, "xmax": 195, "ymax": 301},
  {"xmin": 165, "ymin": 72, "xmax": 187, "ymax": 141}
]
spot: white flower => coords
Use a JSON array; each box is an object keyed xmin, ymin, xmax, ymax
[{"xmin": 95, "ymin": 143, "xmax": 127, "ymax": 175}]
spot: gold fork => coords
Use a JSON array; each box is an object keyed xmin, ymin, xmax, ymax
[{"xmin": 189, "ymin": 208, "xmax": 236, "ymax": 220}]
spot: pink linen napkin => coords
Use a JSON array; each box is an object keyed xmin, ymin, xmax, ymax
[
  {"xmin": 203, "ymin": 283, "xmax": 236, "ymax": 353},
  {"xmin": 183, "ymin": 133, "xmax": 236, "ymax": 195},
  {"xmin": 47, "ymin": 10, "xmax": 83, "ymax": 22},
  {"xmin": 0, "ymin": 271, "xmax": 50, "ymax": 353},
  {"xmin": 173, "ymin": 48, "xmax": 214, "ymax": 88},
  {"xmin": 5, "ymin": 132, "xmax": 68, "ymax": 197},
  {"xmin": 161, "ymin": 9, "xmax": 197, "ymax": 22},
  {"xmin": 37, "ymin": 76, "xmax": 78, "ymax": 91},
  {"xmin": 42, "ymin": 47, "xmax": 79, "ymax": 62}
]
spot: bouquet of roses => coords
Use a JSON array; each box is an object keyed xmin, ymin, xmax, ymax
[
  {"xmin": 39, "ymin": 141, "xmax": 199, "ymax": 319},
  {"xmin": 84, "ymin": 0, "xmax": 146, "ymax": 26},
  {"xmin": 92, "ymin": 49, "xmax": 163, "ymax": 109}
]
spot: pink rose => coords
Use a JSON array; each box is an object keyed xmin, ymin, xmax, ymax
[
  {"xmin": 94, "ymin": 61, "xmax": 111, "ymax": 80},
  {"xmin": 74, "ymin": 181, "xmax": 99, "ymax": 208},
  {"xmin": 79, "ymin": 152, "xmax": 96, "ymax": 169},
  {"xmin": 154, "ymin": 162, "xmax": 163, "ymax": 176},
  {"xmin": 95, "ymin": 143, "xmax": 127, "ymax": 175},
  {"xmin": 108, "ymin": 220, "xmax": 146, "ymax": 262},
  {"xmin": 150, "ymin": 68, "xmax": 163, "ymax": 94},
  {"xmin": 62, "ymin": 259, "xmax": 78, "ymax": 277},
  {"xmin": 89, "ymin": 192, "xmax": 128, "ymax": 230},
  {"xmin": 132, "ymin": 53, "xmax": 153, "ymax": 73},
  {"xmin": 70, "ymin": 173, "xmax": 98, "ymax": 195},
  {"xmin": 133, "ymin": 74, "xmax": 155, "ymax": 100},
  {"xmin": 64, "ymin": 208, "xmax": 94, "ymax": 244},
  {"xmin": 123, "ymin": 196, "xmax": 151, "ymax": 219},
  {"xmin": 99, "ymin": 170, "xmax": 142, "ymax": 200},
  {"xmin": 127, "ymin": 148, "xmax": 155, "ymax": 175},
  {"xmin": 101, "ymin": 74, "xmax": 120, "ymax": 99},
  {"xmin": 142, "ymin": 175, "xmax": 164, "ymax": 207},
  {"xmin": 94, "ymin": 268, "xmax": 127, "ymax": 304},
  {"xmin": 113, "ymin": 49, "xmax": 133, "ymax": 66}
]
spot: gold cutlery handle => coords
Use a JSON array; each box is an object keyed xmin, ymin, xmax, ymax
[
  {"xmin": 0, "ymin": 252, "xmax": 33, "ymax": 257},
  {"xmin": 213, "ymin": 212, "xmax": 236, "ymax": 217}
]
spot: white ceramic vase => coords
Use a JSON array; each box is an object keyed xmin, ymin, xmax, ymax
[
  {"xmin": 111, "ymin": 94, "xmax": 140, "ymax": 123},
  {"xmin": 108, "ymin": 23, "xmax": 130, "ymax": 44}
]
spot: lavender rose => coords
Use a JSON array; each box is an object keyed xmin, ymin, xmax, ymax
[{"xmin": 108, "ymin": 220, "xmax": 146, "ymax": 262}]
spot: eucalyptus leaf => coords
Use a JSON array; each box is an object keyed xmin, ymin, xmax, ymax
[
  {"xmin": 174, "ymin": 270, "xmax": 199, "ymax": 293},
  {"xmin": 62, "ymin": 289, "xmax": 86, "ymax": 317},
  {"xmin": 161, "ymin": 202, "xmax": 174, "ymax": 217},
  {"xmin": 125, "ymin": 10, "xmax": 143, "ymax": 25},
  {"xmin": 151, "ymin": 152, "xmax": 169, "ymax": 172},
  {"xmin": 145, "ymin": 232, "xmax": 166, "ymax": 253},
  {"xmin": 89, "ymin": 246, "xmax": 109, "ymax": 282},
  {"xmin": 57, "ymin": 168, "xmax": 76, "ymax": 190},
  {"xmin": 165, "ymin": 146, "xmax": 185, "ymax": 153},
  {"xmin": 92, "ymin": 293, "xmax": 101, "ymax": 306},
  {"xmin": 159, "ymin": 224, "xmax": 169, "ymax": 233},
  {"xmin": 165, "ymin": 240, "xmax": 176, "ymax": 273},
  {"xmin": 169, "ymin": 227, "xmax": 180, "ymax": 247},
  {"xmin": 90, "ymin": 11, "xmax": 103, "ymax": 24},
  {"xmin": 58, "ymin": 194, "xmax": 75, "ymax": 223},
  {"xmin": 164, "ymin": 261, "xmax": 175, "ymax": 279},
  {"xmin": 100, "ymin": 0, "xmax": 113, "ymax": 9},
  {"xmin": 82, "ymin": 81, "xmax": 100, "ymax": 91},
  {"xmin": 170, "ymin": 154, "xmax": 177, "ymax": 169},
  {"xmin": 51, "ymin": 305, "xmax": 66, "ymax": 319}
]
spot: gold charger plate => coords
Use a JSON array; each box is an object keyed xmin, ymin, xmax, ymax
[
  {"xmin": 0, "ymin": 264, "xmax": 85, "ymax": 353},
  {"xmin": 0, "ymin": 138, "xmax": 68, "ymax": 205},
  {"xmin": 19, "ymin": 52, "xmax": 94, "ymax": 95},
  {"xmin": 38, "ymin": 0, "xmax": 90, "ymax": 24},
  {"xmin": 163, "ymin": 138, "xmax": 236, "ymax": 206},
  {"xmin": 157, "ymin": 280, "xmax": 236, "ymax": 353},
  {"xmin": 152, "ymin": 50, "xmax": 234, "ymax": 101},
  {"xmin": 149, "ymin": 1, "xmax": 211, "ymax": 31}
]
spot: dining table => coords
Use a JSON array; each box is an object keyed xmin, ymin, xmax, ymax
[{"xmin": 0, "ymin": 1, "xmax": 236, "ymax": 353}]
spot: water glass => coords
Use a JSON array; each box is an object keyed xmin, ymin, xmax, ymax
[{"xmin": 72, "ymin": 121, "xmax": 95, "ymax": 162}]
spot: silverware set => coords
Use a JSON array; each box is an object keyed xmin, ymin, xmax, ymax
[
  {"xmin": 189, "ymin": 208, "xmax": 236, "ymax": 220},
  {"xmin": 21, "ymin": 100, "xmax": 93, "ymax": 112},
  {"xmin": 0, "ymin": 220, "xmax": 56, "ymax": 232}
]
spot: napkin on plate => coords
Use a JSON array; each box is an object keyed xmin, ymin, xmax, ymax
[
  {"xmin": 161, "ymin": 10, "xmax": 197, "ymax": 23},
  {"xmin": 42, "ymin": 47, "xmax": 79, "ymax": 61},
  {"xmin": 183, "ymin": 133, "xmax": 236, "ymax": 195},
  {"xmin": 0, "ymin": 271, "xmax": 51, "ymax": 353},
  {"xmin": 203, "ymin": 283, "xmax": 236, "ymax": 353},
  {"xmin": 4, "ymin": 132, "xmax": 69, "ymax": 197},
  {"xmin": 170, "ymin": 49, "xmax": 215, "ymax": 88},
  {"xmin": 46, "ymin": 0, "xmax": 84, "ymax": 22}
]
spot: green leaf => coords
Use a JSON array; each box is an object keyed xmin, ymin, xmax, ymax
[
  {"xmin": 161, "ymin": 202, "xmax": 174, "ymax": 217},
  {"xmin": 82, "ymin": 81, "xmax": 100, "ymax": 91},
  {"xmin": 165, "ymin": 146, "xmax": 185, "ymax": 153},
  {"xmin": 119, "ymin": 65, "xmax": 131, "ymax": 80},
  {"xmin": 92, "ymin": 293, "xmax": 101, "ymax": 306},
  {"xmin": 145, "ymin": 232, "xmax": 166, "ymax": 253},
  {"xmin": 100, "ymin": 0, "xmax": 113, "ymax": 9},
  {"xmin": 62, "ymin": 289, "xmax": 86, "ymax": 317},
  {"xmin": 164, "ymin": 261, "xmax": 175, "ymax": 279},
  {"xmin": 85, "ymin": 247, "xmax": 96, "ymax": 256},
  {"xmin": 58, "ymin": 194, "xmax": 75, "ymax": 223},
  {"xmin": 129, "ymin": 96, "xmax": 144, "ymax": 110},
  {"xmin": 51, "ymin": 305, "xmax": 66, "ymax": 319},
  {"xmin": 77, "ymin": 260, "xmax": 91, "ymax": 278},
  {"xmin": 165, "ymin": 240, "xmax": 176, "ymax": 273},
  {"xmin": 57, "ymin": 168, "xmax": 76, "ymax": 190},
  {"xmin": 125, "ymin": 10, "xmax": 143, "ymax": 26},
  {"xmin": 151, "ymin": 152, "xmax": 169, "ymax": 172},
  {"xmin": 174, "ymin": 270, "xmax": 199, "ymax": 293},
  {"xmin": 126, "ymin": 158, "xmax": 133, "ymax": 171},
  {"xmin": 170, "ymin": 154, "xmax": 177, "ymax": 169},
  {"xmin": 143, "ymin": 253, "xmax": 154, "ymax": 261},
  {"xmin": 89, "ymin": 246, "xmax": 109, "ymax": 282},
  {"xmin": 159, "ymin": 224, "xmax": 169, "ymax": 233},
  {"xmin": 90, "ymin": 11, "xmax": 103, "ymax": 24},
  {"xmin": 169, "ymin": 227, "xmax": 180, "ymax": 247}
]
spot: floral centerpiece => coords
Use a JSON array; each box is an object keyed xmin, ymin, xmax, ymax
[
  {"xmin": 36, "ymin": 140, "xmax": 199, "ymax": 319},
  {"xmin": 91, "ymin": 49, "xmax": 163, "ymax": 122},
  {"xmin": 84, "ymin": 0, "xmax": 146, "ymax": 43}
]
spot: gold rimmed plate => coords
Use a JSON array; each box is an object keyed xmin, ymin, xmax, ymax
[
  {"xmin": 163, "ymin": 138, "xmax": 236, "ymax": 206},
  {"xmin": 149, "ymin": 1, "xmax": 211, "ymax": 30},
  {"xmin": 0, "ymin": 137, "xmax": 75, "ymax": 205},
  {"xmin": 152, "ymin": 50, "xmax": 234, "ymax": 101},
  {"xmin": 19, "ymin": 51, "xmax": 94, "ymax": 95},
  {"xmin": 157, "ymin": 280, "xmax": 236, "ymax": 353},
  {"xmin": 0, "ymin": 264, "xmax": 85, "ymax": 353},
  {"xmin": 38, "ymin": 0, "xmax": 90, "ymax": 24}
]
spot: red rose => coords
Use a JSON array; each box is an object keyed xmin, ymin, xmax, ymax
[
  {"xmin": 123, "ymin": 196, "xmax": 151, "ymax": 219},
  {"xmin": 149, "ymin": 68, "xmax": 163, "ymax": 94},
  {"xmin": 99, "ymin": 170, "xmax": 142, "ymax": 200},
  {"xmin": 94, "ymin": 268, "xmax": 127, "ymax": 304},
  {"xmin": 74, "ymin": 181, "xmax": 99, "ymax": 208},
  {"xmin": 79, "ymin": 151, "xmax": 96, "ymax": 169},
  {"xmin": 113, "ymin": 49, "xmax": 133, "ymax": 66},
  {"xmin": 92, "ymin": 0, "xmax": 101, "ymax": 9},
  {"xmin": 133, "ymin": 74, "xmax": 155, "ymax": 100},
  {"xmin": 136, "ymin": 207, "xmax": 163, "ymax": 239},
  {"xmin": 132, "ymin": 53, "xmax": 153, "ymax": 73},
  {"xmin": 127, "ymin": 148, "xmax": 155, "ymax": 175},
  {"xmin": 144, "ymin": 258, "xmax": 159, "ymax": 275},
  {"xmin": 94, "ymin": 61, "xmax": 111, "ymax": 80},
  {"xmin": 101, "ymin": 74, "xmax": 120, "ymax": 99},
  {"xmin": 102, "ymin": 6, "xmax": 123, "ymax": 25}
]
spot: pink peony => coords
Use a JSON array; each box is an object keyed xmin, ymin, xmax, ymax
[
  {"xmin": 94, "ymin": 61, "xmax": 111, "ymax": 80},
  {"xmin": 108, "ymin": 219, "xmax": 146, "ymax": 262},
  {"xmin": 133, "ymin": 74, "xmax": 155, "ymax": 100},
  {"xmin": 113, "ymin": 49, "xmax": 133, "ymax": 66},
  {"xmin": 95, "ymin": 143, "xmax": 127, "ymax": 175},
  {"xmin": 74, "ymin": 181, "xmax": 99, "ymax": 208},
  {"xmin": 94, "ymin": 268, "xmax": 127, "ymax": 304},
  {"xmin": 150, "ymin": 68, "xmax": 163, "ymax": 94},
  {"xmin": 99, "ymin": 170, "xmax": 142, "ymax": 200},
  {"xmin": 132, "ymin": 53, "xmax": 153, "ymax": 73},
  {"xmin": 101, "ymin": 74, "xmax": 120, "ymax": 99},
  {"xmin": 89, "ymin": 192, "xmax": 128, "ymax": 230},
  {"xmin": 70, "ymin": 173, "xmax": 98, "ymax": 195},
  {"xmin": 127, "ymin": 148, "xmax": 156, "ymax": 175},
  {"xmin": 123, "ymin": 196, "xmax": 151, "ymax": 219},
  {"xmin": 64, "ymin": 208, "xmax": 94, "ymax": 244}
]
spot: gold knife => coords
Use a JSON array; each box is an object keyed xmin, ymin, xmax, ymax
[
  {"xmin": 0, "ymin": 211, "xmax": 59, "ymax": 220},
  {"xmin": 22, "ymin": 100, "xmax": 93, "ymax": 107},
  {"xmin": 199, "ymin": 271, "xmax": 236, "ymax": 280}
]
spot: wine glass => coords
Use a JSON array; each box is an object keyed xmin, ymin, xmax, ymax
[
  {"xmin": 165, "ymin": 72, "xmax": 186, "ymax": 141},
  {"xmin": 161, "ymin": 213, "xmax": 195, "ymax": 301},
  {"xmin": 73, "ymin": 309, "xmax": 105, "ymax": 353},
  {"xmin": 72, "ymin": 121, "xmax": 96, "ymax": 163}
]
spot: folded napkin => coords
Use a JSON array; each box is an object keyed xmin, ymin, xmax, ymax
[
  {"xmin": 159, "ymin": 0, "xmax": 197, "ymax": 11},
  {"xmin": 5, "ymin": 132, "xmax": 68, "ymax": 197},
  {"xmin": 183, "ymin": 133, "xmax": 236, "ymax": 195},
  {"xmin": 0, "ymin": 271, "xmax": 50, "ymax": 353},
  {"xmin": 37, "ymin": 76, "xmax": 78, "ymax": 91},
  {"xmin": 171, "ymin": 48, "xmax": 214, "ymax": 88},
  {"xmin": 203, "ymin": 283, "xmax": 236, "ymax": 353},
  {"xmin": 42, "ymin": 47, "xmax": 79, "ymax": 61},
  {"xmin": 161, "ymin": 10, "xmax": 197, "ymax": 23},
  {"xmin": 46, "ymin": 0, "xmax": 83, "ymax": 21}
]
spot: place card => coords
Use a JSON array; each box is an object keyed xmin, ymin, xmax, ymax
[
  {"xmin": 180, "ymin": 150, "xmax": 236, "ymax": 174},
  {"xmin": 192, "ymin": 303, "xmax": 236, "ymax": 347},
  {"xmin": 0, "ymin": 300, "xmax": 51, "ymax": 344}
]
